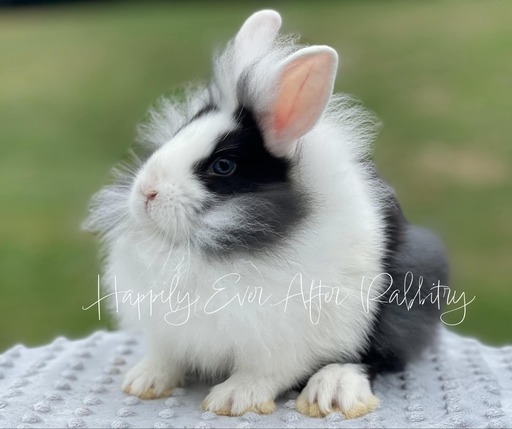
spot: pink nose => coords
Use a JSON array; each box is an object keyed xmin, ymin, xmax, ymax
[
  {"xmin": 144, "ymin": 191, "xmax": 158, "ymax": 211},
  {"xmin": 146, "ymin": 191, "xmax": 158, "ymax": 201}
]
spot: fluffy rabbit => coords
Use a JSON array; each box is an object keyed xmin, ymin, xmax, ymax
[{"xmin": 84, "ymin": 10, "xmax": 449, "ymax": 418}]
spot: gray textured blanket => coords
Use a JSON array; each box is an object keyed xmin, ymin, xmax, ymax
[{"xmin": 1, "ymin": 328, "xmax": 511, "ymax": 428}]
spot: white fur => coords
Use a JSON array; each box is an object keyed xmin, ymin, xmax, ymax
[
  {"xmin": 297, "ymin": 363, "xmax": 379, "ymax": 417},
  {"xmin": 129, "ymin": 112, "xmax": 235, "ymax": 243},
  {"xmin": 234, "ymin": 10, "xmax": 281, "ymax": 79},
  {"xmin": 84, "ymin": 10, "xmax": 391, "ymax": 416}
]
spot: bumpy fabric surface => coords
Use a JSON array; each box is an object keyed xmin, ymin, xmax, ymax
[{"xmin": 0, "ymin": 328, "xmax": 511, "ymax": 428}]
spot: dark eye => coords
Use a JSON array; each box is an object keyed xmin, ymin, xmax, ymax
[{"xmin": 211, "ymin": 158, "xmax": 236, "ymax": 176}]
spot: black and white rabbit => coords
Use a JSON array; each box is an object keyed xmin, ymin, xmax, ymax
[{"xmin": 85, "ymin": 10, "xmax": 449, "ymax": 418}]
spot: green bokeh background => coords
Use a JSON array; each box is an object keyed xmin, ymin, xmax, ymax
[{"xmin": 1, "ymin": 1, "xmax": 511, "ymax": 351}]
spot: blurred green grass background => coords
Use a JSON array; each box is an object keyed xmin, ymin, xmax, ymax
[{"xmin": 0, "ymin": 1, "xmax": 511, "ymax": 351}]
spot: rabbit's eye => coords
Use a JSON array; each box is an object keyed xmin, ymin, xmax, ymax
[{"xmin": 211, "ymin": 158, "xmax": 236, "ymax": 176}]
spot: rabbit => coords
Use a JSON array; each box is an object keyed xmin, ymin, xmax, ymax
[{"xmin": 84, "ymin": 10, "xmax": 449, "ymax": 419}]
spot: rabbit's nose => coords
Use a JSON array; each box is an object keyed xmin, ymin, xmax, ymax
[
  {"xmin": 146, "ymin": 191, "xmax": 158, "ymax": 201},
  {"xmin": 144, "ymin": 190, "xmax": 158, "ymax": 211}
]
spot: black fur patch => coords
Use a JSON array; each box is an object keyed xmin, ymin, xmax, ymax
[
  {"xmin": 360, "ymin": 180, "xmax": 449, "ymax": 380},
  {"xmin": 193, "ymin": 107, "xmax": 308, "ymax": 255},
  {"xmin": 194, "ymin": 107, "xmax": 290, "ymax": 194}
]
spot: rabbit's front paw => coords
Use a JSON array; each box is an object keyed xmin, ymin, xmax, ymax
[
  {"xmin": 201, "ymin": 376, "xmax": 276, "ymax": 416},
  {"xmin": 297, "ymin": 363, "xmax": 379, "ymax": 419},
  {"xmin": 122, "ymin": 356, "xmax": 184, "ymax": 399}
]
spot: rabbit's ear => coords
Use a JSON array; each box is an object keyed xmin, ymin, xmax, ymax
[
  {"xmin": 263, "ymin": 46, "xmax": 338, "ymax": 158},
  {"xmin": 234, "ymin": 10, "xmax": 281, "ymax": 70}
]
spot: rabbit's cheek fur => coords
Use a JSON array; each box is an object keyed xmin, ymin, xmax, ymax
[
  {"xmin": 131, "ymin": 179, "xmax": 206, "ymax": 243},
  {"xmin": 192, "ymin": 107, "xmax": 309, "ymax": 257},
  {"xmin": 194, "ymin": 188, "xmax": 307, "ymax": 258},
  {"xmin": 129, "ymin": 112, "xmax": 236, "ymax": 240}
]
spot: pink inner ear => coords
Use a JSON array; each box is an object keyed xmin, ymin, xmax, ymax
[
  {"xmin": 274, "ymin": 62, "xmax": 314, "ymax": 134},
  {"xmin": 271, "ymin": 52, "xmax": 335, "ymax": 146}
]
